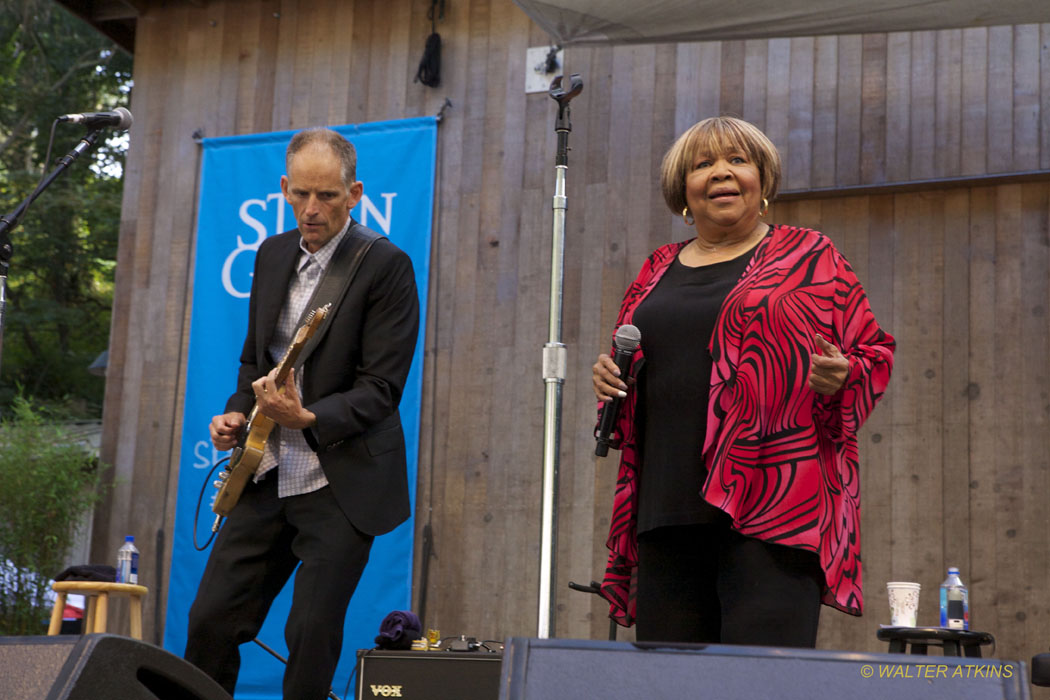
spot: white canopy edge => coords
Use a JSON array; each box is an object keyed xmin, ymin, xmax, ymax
[{"xmin": 511, "ymin": 0, "xmax": 1047, "ymax": 45}]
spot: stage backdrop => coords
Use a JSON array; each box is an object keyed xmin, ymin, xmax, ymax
[{"xmin": 165, "ymin": 116, "xmax": 436, "ymax": 700}]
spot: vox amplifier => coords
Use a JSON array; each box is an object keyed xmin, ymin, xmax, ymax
[{"xmin": 355, "ymin": 649, "xmax": 502, "ymax": 700}]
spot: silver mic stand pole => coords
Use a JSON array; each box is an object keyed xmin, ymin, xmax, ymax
[{"xmin": 538, "ymin": 73, "xmax": 582, "ymax": 639}]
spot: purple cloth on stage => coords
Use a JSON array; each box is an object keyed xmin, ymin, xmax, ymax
[{"xmin": 374, "ymin": 610, "xmax": 422, "ymax": 650}]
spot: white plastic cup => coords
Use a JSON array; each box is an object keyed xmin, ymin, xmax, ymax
[{"xmin": 887, "ymin": 581, "xmax": 921, "ymax": 627}]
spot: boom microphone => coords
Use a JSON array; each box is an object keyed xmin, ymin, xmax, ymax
[
  {"xmin": 594, "ymin": 324, "xmax": 641, "ymax": 457},
  {"xmin": 58, "ymin": 107, "xmax": 133, "ymax": 130}
]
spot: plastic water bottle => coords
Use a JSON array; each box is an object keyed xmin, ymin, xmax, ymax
[
  {"xmin": 939, "ymin": 566, "xmax": 969, "ymax": 630},
  {"xmin": 116, "ymin": 535, "xmax": 139, "ymax": 584}
]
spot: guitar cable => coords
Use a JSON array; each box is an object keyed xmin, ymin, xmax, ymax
[
  {"xmin": 193, "ymin": 456, "xmax": 229, "ymax": 551},
  {"xmin": 251, "ymin": 638, "xmax": 343, "ymax": 700}
]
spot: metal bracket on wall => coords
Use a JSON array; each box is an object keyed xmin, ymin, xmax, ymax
[{"xmin": 525, "ymin": 46, "xmax": 563, "ymax": 94}]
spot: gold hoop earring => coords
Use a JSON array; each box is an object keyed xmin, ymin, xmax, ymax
[
  {"xmin": 682, "ymin": 207, "xmax": 694, "ymax": 226},
  {"xmin": 760, "ymin": 198, "xmax": 769, "ymax": 217}
]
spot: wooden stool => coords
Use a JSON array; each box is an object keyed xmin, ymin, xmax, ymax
[
  {"xmin": 876, "ymin": 626, "xmax": 995, "ymax": 658},
  {"xmin": 47, "ymin": 581, "xmax": 149, "ymax": 640}
]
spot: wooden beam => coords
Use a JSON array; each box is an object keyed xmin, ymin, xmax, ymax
[
  {"xmin": 778, "ymin": 169, "xmax": 1050, "ymax": 201},
  {"xmin": 54, "ymin": 0, "xmax": 138, "ymax": 53},
  {"xmin": 91, "ymin": 0, "xmax": 142, "ymax": 22}
]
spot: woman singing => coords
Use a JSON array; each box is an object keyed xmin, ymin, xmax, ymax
[{"xmin": 593, "ymin": 116, "xmax": 895, "ymax": 647}]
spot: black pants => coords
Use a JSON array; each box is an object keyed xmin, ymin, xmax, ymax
[
  {"xmin": 635, "ymin": 523, "xmax": 823, "ymax": 647},
  {"xmin": 185, "ymin": 474, "xmax": 373, "ymax": 700}
]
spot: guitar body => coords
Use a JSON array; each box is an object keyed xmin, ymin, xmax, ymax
[
  {"xmin": 211, "ymin": 304, "xmax": 329, "ymax": 522},
  {"xmin": 212, "ymin": 410, "xmax": 275, "ymax": 517}
]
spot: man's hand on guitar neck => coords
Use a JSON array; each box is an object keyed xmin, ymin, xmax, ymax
[
  {"xmin": 252, "ymin": 368, "xmax": 318, "ymax": 431},
  {"xmin": 210, "ymin": 412, "xmax": 246, "ymax": 451}
]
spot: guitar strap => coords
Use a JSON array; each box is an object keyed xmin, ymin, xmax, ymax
[{"xmin": 291, "ymin": 219, "xmax": 382, "ymax": 371}]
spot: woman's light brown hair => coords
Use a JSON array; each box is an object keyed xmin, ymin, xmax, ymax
[{"xmin": 660, "ymin": 117, "xmax": 782, "ymax": 215}]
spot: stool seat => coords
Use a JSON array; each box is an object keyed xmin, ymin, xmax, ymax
[
  {"xmin": 877, "ymin": 626, "xmax": 994, "ymax": 657},
  {"xmin": 47, "ymin": 581, "xmax": 149, "ymax": 640}
]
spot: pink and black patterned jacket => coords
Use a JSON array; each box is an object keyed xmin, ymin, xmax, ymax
[{"xmin": 600, "ymin": 225, "xmax": 895, "ymax": 626}]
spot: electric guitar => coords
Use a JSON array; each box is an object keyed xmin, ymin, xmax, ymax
[{"xmin": 211, "ymin": 304, "xmax": 330, "ymax": 529}]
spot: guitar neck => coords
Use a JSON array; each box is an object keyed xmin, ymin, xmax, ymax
[
  {"xmin": 266, "ymin": 303, "xmax": 328, "ymax": 391},
  {"xmin": 272, "ymin": 341, "xmax": 307, "ymax": 386}
]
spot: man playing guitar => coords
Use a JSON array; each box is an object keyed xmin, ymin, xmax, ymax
[{"xmin": 184, "ymin": 128, "xmax": 419, "ymax": 700}]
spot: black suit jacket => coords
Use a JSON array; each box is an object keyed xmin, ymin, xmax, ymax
[{"xmin": 225, "ymin": 221, "xmax": 420, "ymax": 535}]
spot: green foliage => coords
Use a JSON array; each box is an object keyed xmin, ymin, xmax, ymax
[
  {"xmin": 0, "ymin": 396, "xmax": 103, "ymax": 635},
  {"xmin": 0, "ymin": 0, "xmax": 132, "ymax": 417}
]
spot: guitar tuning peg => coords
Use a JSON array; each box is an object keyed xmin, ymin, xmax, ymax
[{"xmin": 213, "ymin": 480, "xmax": 225, "ymax": 488}]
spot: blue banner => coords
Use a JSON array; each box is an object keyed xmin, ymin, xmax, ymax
[{"xmin": 167, "ymin": 117, "xmax": 436, "ymax": 700}]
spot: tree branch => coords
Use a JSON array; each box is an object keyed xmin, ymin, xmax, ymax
[{"xmin": 0, "ymin": 48, "xmax": 114, "ymax": 160}]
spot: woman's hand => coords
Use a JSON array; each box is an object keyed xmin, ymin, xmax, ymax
[
  {"xmin": 592, "ymin": 353, "xmax": 629, "ymax": 402},
  {"xmin": 808, "ymin": 334, "xmax": 849, "ymax": 395}
]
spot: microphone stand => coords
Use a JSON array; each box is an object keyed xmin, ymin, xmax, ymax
[
  {"xmin": 568, "ymin": 580, "xmax": 617, "ymax": 641},
  {"xmin": 537, "ymin": 73, "xmax": 582, "ymax": 639},
  {"xmin": 0, "ymin": 128, "xmax": 106, "ymax": 379}
]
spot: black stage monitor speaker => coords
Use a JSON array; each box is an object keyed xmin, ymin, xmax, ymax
[
  {"xmin": 0, "ymin": 634, "xmax": 233, "ymax": 700},
  {"xmin": 499, "ymin": 637, "xmax": 1030, "ymax": 700},
  {"xmin": 356, "ymin": 649, "xmax": 502, "ymax": 700}
]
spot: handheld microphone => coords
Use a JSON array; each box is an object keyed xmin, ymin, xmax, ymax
[
  {"xmin": 595, "ymin": 324, "xmax": 641, "ymax": 457},
  {"xmin": 58, "ymin": 107, "xmax": 133, "ymax": 131}
]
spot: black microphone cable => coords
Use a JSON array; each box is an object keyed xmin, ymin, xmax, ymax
[{"xmin": 415, "ymin": 0, "xmax": 444, "ymax": 87}]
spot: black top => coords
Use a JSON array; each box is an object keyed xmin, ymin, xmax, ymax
[{"xmin": 633, "ymin": 245, "xmax": 756, "ymax": 534}]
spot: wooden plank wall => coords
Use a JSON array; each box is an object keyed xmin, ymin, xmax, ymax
[
  {"xmin": 772, "ymin": 185, "xmax": 1050, "ymax": 660},
  {"xmin": 95, "ymin": 0, "xmax": 1050, "ymax": 674}
]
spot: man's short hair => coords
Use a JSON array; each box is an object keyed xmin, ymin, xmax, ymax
[{"xmin": 286, "ymin": 127, "xmax": 358, "ymax": 186}]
